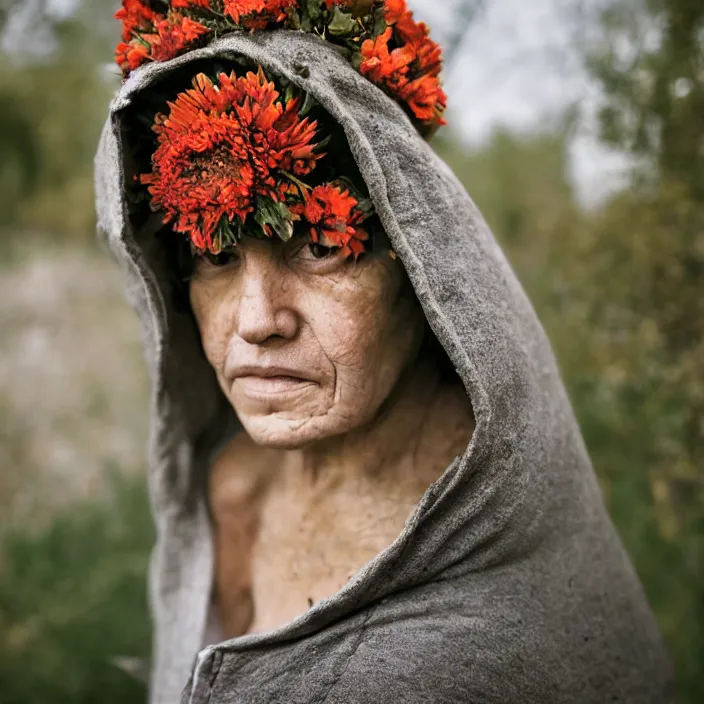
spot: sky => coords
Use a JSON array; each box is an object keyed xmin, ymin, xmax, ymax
[
  {"xmin": 413, "ymin": 0, "xmax": 631, "ymax": 206},
  {"xmin": 43, "ymin": 0, "xmax": 631, "ymax": 205}
]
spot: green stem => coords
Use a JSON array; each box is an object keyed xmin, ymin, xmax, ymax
[{"xmin": 282, "ymin": 170, "xmax": 313, "ymax": 194}]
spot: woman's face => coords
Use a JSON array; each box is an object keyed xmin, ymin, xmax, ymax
[
  {"xmin": 189, "ymin": 236, "xmax": 425, "ymax": 449},
  {"xmin": 190, "ymin": 237, "xmax": 424, "ymax": 449}
]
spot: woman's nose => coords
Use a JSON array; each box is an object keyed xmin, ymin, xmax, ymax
[{"xmin": 235, "ymin": 254, "xmax": 298, "ymax": 345}]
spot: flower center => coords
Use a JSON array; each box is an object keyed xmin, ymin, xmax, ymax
[{"xmin": 184, "ymin": 144, "xmax": 242, "ymax": 184}]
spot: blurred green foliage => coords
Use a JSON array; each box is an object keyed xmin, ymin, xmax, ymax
[
  {"xmin": 0, "ymin": 472, "xmax": 152, "ymax": 703},
  {"xmin": 0, "ymin": 0, "xmax": 701, "ymax": 702},
  {"xmin": 0, "ymin": 0, "xmax": 118, "ymax": 239}
]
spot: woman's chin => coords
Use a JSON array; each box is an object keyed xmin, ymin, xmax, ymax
[{"xmin": 238, "ymin": 412, "xmax": 339, "ymax": 450}]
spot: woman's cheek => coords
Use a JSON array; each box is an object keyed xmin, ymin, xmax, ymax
[
  {"xmin": 193, "ymin": 291, "xmax": 231, "ymax": 375},
  {"xmin": 312, "ymin": 301, "xmax": 376, "ymax": 373}
]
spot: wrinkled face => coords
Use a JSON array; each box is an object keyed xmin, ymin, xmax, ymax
[{"xmin": 189, "ymin": 236, "xmax": 426, "ymax": 448}]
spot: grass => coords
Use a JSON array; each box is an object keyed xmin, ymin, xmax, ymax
[{"xmin": 0, "ymin": 471, "xmax": 153, "ymax": 704}]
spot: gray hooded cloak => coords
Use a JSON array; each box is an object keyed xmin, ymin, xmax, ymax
[{"xmin": 95, "ymin": 30, "xmax": 674, "ymax": 704}]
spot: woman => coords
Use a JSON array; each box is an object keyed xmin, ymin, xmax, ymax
[{"xmin": 97, "ymin": 2, "xmax": 673, "ymax": 703}]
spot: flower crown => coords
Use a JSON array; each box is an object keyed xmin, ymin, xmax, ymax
[
  {"xmin": 116, "ymin": 0, "xmax": 447, "ymax": 133},
  {"xmin": 119, "ymin": 1, "xmax": 446, "ymax": 258},
  {"xmin": 139, "ymin": 65, "xmax": 373, "ymax": 256}
]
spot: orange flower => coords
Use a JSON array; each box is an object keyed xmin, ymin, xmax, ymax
[
  {"xmin": 116, "ymin": 12, "xmax": 210, "ymax": 74},
  {"xmin": 294, "ymin": 184, "xmax": 369, "ymax": 258},
  {"xmin": 140, "ymin": 69, "xmax": 322, "ymax": 253},
  {"xmin": 383, "ymin": 0, "xmax": 406, "ymax": 25},
  {"xmin": 360, "ymin": 12, "xmax": 446, "ymax": 127},
  {"xmin": 392, "ymin": 7, "xmax": 442, "ymax": 77},
  {"xmin": 115, "ymin": 40, "xmax": 151, "ymax": 72},
  {"xmin": 115, "ymin": 0, "xmax": 160, "ymax": 42},
  {"xmin": 149, "ymin": 13, "xmax": 211, "ymax": 62},
  {"xmin": 398, "ymin": 74, "xmax": 447, "ymax": 124},
  {"xmin": 360, "ymin": 28, "xmax": 414, "ymax": 83},
  {"xmin": 223, "ymin": 0, "xmax": 297, "ymax": 28},
  {"xmin": 172, "ymin": 0, "xmax": 211, "ymax": 8}
]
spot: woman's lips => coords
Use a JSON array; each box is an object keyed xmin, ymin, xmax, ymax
[{"xmin": 234, "ymin": 375, "xmax": 316, "ymax": 399}]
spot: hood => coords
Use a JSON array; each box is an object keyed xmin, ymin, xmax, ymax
[{"xmin": 95, "ymin": 30, "xmax": 673, "ymax": 704}]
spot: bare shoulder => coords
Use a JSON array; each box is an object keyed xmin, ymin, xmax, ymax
[{"xmin": 209, "ymin": 431, "xmax": 282, "ymax": 519}]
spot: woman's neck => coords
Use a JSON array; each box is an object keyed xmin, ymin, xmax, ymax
[
  {"xmin": 211, "ymin": 352, "xmax": 475, "ymax": 636},
  {"xmin": 278, "ymin": 354, "xmax": 474, "ymax": 496}
]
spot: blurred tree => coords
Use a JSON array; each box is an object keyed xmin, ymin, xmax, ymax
[
  {"xmin": 435, "ymin": 125, "xmax": 582, "ymax": 314},
  {"xmin": 587, "ymin": 0, "xmax": 704, "ymax": 197},
  {"xmin": 0, "ymin": 0, "xmax": 119, "ymax": 244},
  {"xmin": 0, "ymin": 80, "xmax": 40, "ymax": 226},
  {"xmin": 579, "ymin": 0, "xmax": 704, "ymax": 698}
]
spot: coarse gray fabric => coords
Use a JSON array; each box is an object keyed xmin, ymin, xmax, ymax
[{"xmin": 95, "ymin": 30, "xmax": 674, "ymax": 704}]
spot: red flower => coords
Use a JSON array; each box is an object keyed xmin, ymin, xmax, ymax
[
  {"xmin": 360, "ymin": 13, "xmax": 446, "ymax": 127},
  {"xmin": 149, "ymin": 13, "xmax": 211, "ymax": 62},
  {"xmin": 223, "ymin": 0, "xmax": 297, "ymax": 28},
  {"xmin": 383, "ymin": 0, "xmax": 406, "ymax": 25},
  {"xmin": 115, "ymin": 12, "xmax": 210, "ymax": 74},
  {"xmin": 398, "ymin": 75, "xmax": 447, "ymax": 124},
  {"xmin": 115, "ymin": 0, "xmax": 160, "ymax": 42},
  {"xmin": 294, "ymin": 184, "xmax": 369, "ymax": 258},
  {"xmin": 114, "ymin": 0, "xmax": 446, "ymax": 133},
  {"xmin": 172, "ymin": 0, "xmax": 211, "ymax": 8},
  {"xmin": 140, "ymin": 69, "xmax": 322, "ymax": 253},
  {"xmin": 115, "ymin": 40, "xmax": 151, "ymax": 72},
  {"xmin": 360, "ymin": 28, "xmax": 414, "ymax": 82},
  {"xmin": 390, "ymin": 5, "xmax": 443, "ymax": 77}
]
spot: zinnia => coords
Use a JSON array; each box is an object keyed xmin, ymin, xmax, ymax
[
  {"xmin": 172, "ymin": 0, "xmax": 212, "ymax": 8},
  {"xmin": 223, "ymin": 0, "xmax": 297, "ymax": 28},
  {"xmin": 140, "ymin": 68, "xmax": 322, "ymax": 253},
  {"xmin": 115, "ymin": 0, "xmax": 160, "ymax": 42},
  {"xmin": 149, "ymin": 14, "xmax": 211, "ymax": 63},
  {"xmin": 294, "ymin": 184, "xmax": 369, "ymax": 259},
  {"xmin": 360, "ymin": 17, "xmax": 446, "ymax": 127}
]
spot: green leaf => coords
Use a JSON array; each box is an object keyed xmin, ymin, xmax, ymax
[
  {"xmin": 300, "ymin": 14, "xmax": 313, "ymax": 32},
  {"xmin": 351, "ymin": 0, "xmax": 375, "ymax": 18},
  {"xmin": 283, "ymin": 80, "xmax": 297, "ymax": 105},
  {"xmin": 350, "ymin": 49, "xmax": 363, "ymax": 71},
  {"xmin": 212, "ymin": 216, "xmax": 240, "ymax": 253},
  {"xmin": 254, "ymin": 198, "xmax": 295, "ymax": 242},
  {"xmin": 287, "ymin": 9, "xmax": 302, "ymax": 31},
  {"xmin": 327, "ymin": 7, "xmax": 357, "ymax": 37},
  {"xmin": 303, "ymin": 0, "xmax": 322, "ymax": 24},
  {"xmin": 299, "ymin": 90, "xmax": 319, "ymax": 117},
  {"xmin": 371, "ymin": 8, "xmax": 388, "ymax": 36},
  {"xmin": 313, "ymin": 134, "xmax": 332, "ymax": 153}
]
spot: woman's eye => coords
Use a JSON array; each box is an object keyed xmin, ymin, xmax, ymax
[
  {"xmin": 209, "ymin": 250, "xmax": 239, "ymax": 266},
  {"xmin": 194, "ymin": 249, "xmax": 240, "ymax": 272},
  {"xmin": 283, "ymin": 237, "xmax": 346, "ymax": 268},
  {"xmin": 306, "ymin": 243, "xmax": 336, "ymax": 260}
]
